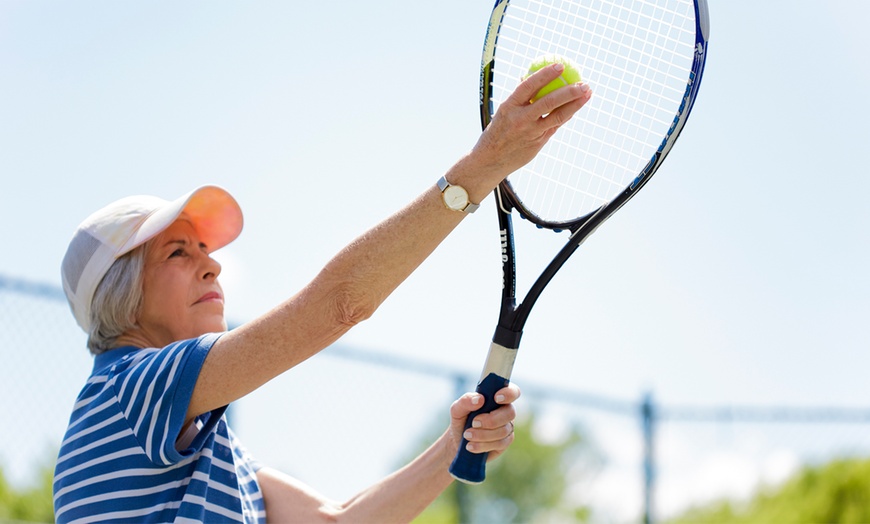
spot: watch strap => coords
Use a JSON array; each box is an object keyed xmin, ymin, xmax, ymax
[{"xmin": 463, "ymin": 201, "xmax": 480, "ymax": 214}]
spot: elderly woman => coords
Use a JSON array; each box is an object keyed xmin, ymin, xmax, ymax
[{"xmin": 52, "ymin": 66, "xmax": 592, "ymax": 523}]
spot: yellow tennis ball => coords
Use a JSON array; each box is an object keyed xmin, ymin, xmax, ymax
[{"xmin": 527, "ymin": 54, "xmax": 582, "ymax": 102}]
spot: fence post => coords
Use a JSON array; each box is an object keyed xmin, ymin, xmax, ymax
[{"xmin": 642, "ymin": 392, "xmax": 656, "ymax": 524}]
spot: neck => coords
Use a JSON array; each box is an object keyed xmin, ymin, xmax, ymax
[{"xmin": 114, "ymin": 329, "xmax": 164, "ymax": 350}]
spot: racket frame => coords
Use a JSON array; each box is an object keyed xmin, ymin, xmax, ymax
[{"xmin": 449, "ymin": 0, "xmax": 709, "ymax": 484}]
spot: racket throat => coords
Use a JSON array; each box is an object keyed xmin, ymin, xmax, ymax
[{"xmin": 493, "ymin": 322, "xmax": 523, "ymax": 350}]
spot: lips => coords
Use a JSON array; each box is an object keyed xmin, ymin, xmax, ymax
[{"xmin": 195, "ymin": 291, "xmax": 223, "ymax": 305}]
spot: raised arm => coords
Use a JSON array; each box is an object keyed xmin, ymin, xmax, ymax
[{"xmin": 188, "ymin": 65, "xmax": 592, "ymax": 419}]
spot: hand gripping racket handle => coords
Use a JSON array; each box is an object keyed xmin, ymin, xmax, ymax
[{"xmin": 449, "ymin": 342, "xmax": 518, "ymax": 484}]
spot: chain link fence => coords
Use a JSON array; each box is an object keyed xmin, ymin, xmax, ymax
[{"xmin": 2, "ymin": 274, "xmax": 870, "ymax": 522}]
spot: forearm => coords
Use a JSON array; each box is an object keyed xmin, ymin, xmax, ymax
[
  {"xmin": 298, "ymin": 69, "xmax": 594, "ymax": 338},
  {"xmin": 259, "ymin": 432, "xmax": 456, "ymax": 524},
  {"xmin": 314, "ymin": 157, "xmax": 491, "ymax": 324},
  {"xmin": 336, "ymin": 431, "xmax": 456, "ymax": 523},
  {"xmin": 330, "ymin": 387, "xmax": 520, "ymax": 523},
  {"xmin": 259, "ymin": 387, "xmax": 521, "ymax": 524}
]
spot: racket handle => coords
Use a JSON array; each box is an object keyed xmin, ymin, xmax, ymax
[{"xmin": 448, "ymin": 372, "xmax": 510, "ymax": 484}]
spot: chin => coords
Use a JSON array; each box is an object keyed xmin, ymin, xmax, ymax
[
  {"xmin": 193, "ymin": 318, "xmax": 228, "ymax": 337},
  {"xmin": 212, "ymin": 317, "xmax": 229, "ymax": 333}
]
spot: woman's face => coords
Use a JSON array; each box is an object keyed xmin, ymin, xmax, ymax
[{"xmin": 136, "ymin": 218, "xmax": 227, "ymax": 347}]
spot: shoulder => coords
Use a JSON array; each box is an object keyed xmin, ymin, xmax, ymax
[{"xmin": 104, "ymin": 333, "xmax": 223, "ymax": 378}]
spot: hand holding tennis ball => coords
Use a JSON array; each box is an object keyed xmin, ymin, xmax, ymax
[{"xmin": 527, "ymin": 55, "xmax": 583, "ymax": 102}]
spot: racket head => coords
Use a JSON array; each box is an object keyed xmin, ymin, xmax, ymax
[{"xmin": 482, "ymin": 0, "xmax": 710, "ymax": 231}]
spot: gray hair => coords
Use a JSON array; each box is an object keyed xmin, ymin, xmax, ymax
[{"xmin": 86, "ymin": 245, "xmax": 146, "ymax": 355}]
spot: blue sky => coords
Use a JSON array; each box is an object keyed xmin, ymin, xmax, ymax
[{"xmin": 2, "ymin": 0, "xmax": 870, "ymax": 519}]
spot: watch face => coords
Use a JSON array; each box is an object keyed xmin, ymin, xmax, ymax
[{"xmin": 443, "ymin": 185, "xmax": 469, "ymax": 210}]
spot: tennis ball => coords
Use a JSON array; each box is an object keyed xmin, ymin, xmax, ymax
[{"xmin": 527, "ymin": 54, "xmax": 582, "ymax": 102}]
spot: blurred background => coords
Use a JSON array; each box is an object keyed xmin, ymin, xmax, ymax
[{"xmin": 2, "ymin": 1, "xmax": 870, "ymax": 522}]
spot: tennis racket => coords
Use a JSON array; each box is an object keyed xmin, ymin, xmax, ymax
[{"xmin": 449, "ymin": 0, "xmax": 709, "ymax": 484}]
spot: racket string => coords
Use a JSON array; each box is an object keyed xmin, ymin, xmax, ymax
[{"xmin": 489, "ymin": 0, "xmax": 698, "ymax": 223}]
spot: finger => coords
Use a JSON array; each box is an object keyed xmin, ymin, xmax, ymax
[
  {"xmin": 468, "ymin": 403, "xmax": 517, "ymax": 431},
  {"xmin": 449, "ymin": 392, "xmax": 484, "ymax": 421},
  {"xmin": 504, "ymin": 62, "xmax": 569, "ymax": 107},
  {"xmin": 464, "ymin": 420, "xmax": 515, "ymax": 443},
  {"xmin": 535, "ymin": 83, "xmax": 593, "ymax": 128},
  {"xmin": 494, "ymin": 384, "xmax": 522, "ymax": 405},
  {"xmin": 450, "ymin": 384, "xmax": 520, "ymax": 419},
  {"xmin": 464, "ymin": 422, "xmax": 516, "ymax": 454}
]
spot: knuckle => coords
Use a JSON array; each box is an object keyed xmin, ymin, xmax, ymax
[{"xmin": 546, "ymin": 109, "xmax": 568, "ymax": 127}]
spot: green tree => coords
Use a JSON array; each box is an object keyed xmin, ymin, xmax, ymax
[
  {"xmin": 667, "ymin": 457, "xmax": 870, "ymax": 524},
  {"xmin": 410, "ymin": 410, "xmax": 595, "ymax": 524},
  {"xmin": 0, "ymin": 459, "xmax": 55, "ymax": 523}
]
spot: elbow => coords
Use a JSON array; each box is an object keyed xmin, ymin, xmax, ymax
[{"xmin": 330, "ymin": 285, "xmax": 378, "ymax": 328}]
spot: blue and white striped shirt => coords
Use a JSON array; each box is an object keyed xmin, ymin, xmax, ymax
[{"xmin": 53, "ymin": 334, "xmax": 266, "ymax": 523}]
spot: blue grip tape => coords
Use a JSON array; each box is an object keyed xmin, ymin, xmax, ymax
[{"xmin": 448, "ymin": 372, "xmax": 510, "ymax": 484}]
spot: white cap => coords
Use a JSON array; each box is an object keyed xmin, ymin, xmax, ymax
[{"xmin": 61, "ymin": 185, "xmax": 243, "ymax": 332}]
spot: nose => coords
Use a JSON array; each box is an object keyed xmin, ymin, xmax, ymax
[{"xmin": 201, "ymin": 253, "xmax": 222, "ymax": 280}]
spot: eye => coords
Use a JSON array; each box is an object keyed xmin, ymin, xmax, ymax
[{"xmin": 169, "ymin": 248, "xmax": 186, "ymax": 258}]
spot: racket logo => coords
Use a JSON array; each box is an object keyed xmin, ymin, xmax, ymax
[{"xmin": 500, "ymin": 228, "xmax": 510, "ymax": 291}]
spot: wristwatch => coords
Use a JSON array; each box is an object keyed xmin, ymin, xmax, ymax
[{"xmin": 437, "ymin": 176, "xmax": 479, "ymax": 214}]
